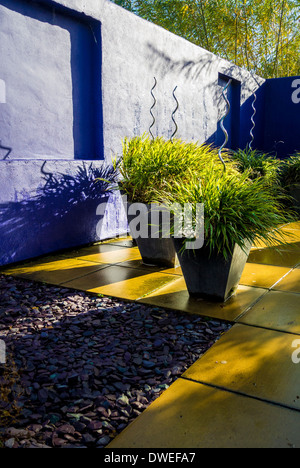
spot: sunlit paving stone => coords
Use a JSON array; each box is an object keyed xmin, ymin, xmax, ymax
[
  {"xmin": 252, "ymin": 229, "xmax": 300, "ymax": 250},
  {"xmin": 237, "ymin": 290, "xmax": 300, "ymax": 334},
  {"xmin": 114, "ymin": 259, "xmax": 183, "ymax": 276},
  {"xmin": 272, "ymin": 268, "xmax": 300, "ymax": 293},
  {"xmin": 61, "ymin": 265, "xmax": 179, "ymax": 301},
  {"xmin": 101, "ymin": 236, "xmax": 136, "ymax": 248},
  {"xmin": 239, "ymin": 263, "xmax": 292, "ymax": 288},
  {"xmin": 139, "ymin": 277, "xmax": 267, "ymax": 322},
  {"xmin": 183, "ymin": 324, "xmax": 300, "ymax": 411},
  {"xmin": 282, "ymin": 222, "xmax": 300, "ymax": 230},
  {"xmin": 74, "ymin": 245, "xmax": 142, "ymax": 264},
  {"xmin": 1, "ymin": 258, "xmax": 108, "ymax": 286},
  {"xmin": 247, "ymin": 247, "xmax": 300, "ymax": 268},
  {"xmin": 108, "ymin": 378, "xmax": 300, "ymax": 448}
]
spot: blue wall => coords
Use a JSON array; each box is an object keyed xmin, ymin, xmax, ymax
[
  {"xmin": 207, "ymin": 72, "xmax": 266, "ymax": 152},
  {"xmin": 0, "ymin": 160, "xmax": 128, "ymax": 265},
  {"xmin": 214, "ymin": 74, "xmax": 241, "ymax": 151},
  {"xmin": 239, "ymin": 81, "xmax": 266, "ymax": 152},
  {"xmin": 210, "ymin": 76, "xmax": 300, "ymax": 158},
  {"xmin": 261, "ymin": 77, "xmax": 300, "ymax": 158}
]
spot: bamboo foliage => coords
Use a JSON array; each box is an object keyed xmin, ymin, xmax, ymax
[{"xmin": 111, "ymin": 0, "xmax": 300, "ymax": 78}]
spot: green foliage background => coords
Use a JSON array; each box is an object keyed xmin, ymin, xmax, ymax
[{"xmin": 110, "ymin": 0, "xmax": 300, "ymax": 78}]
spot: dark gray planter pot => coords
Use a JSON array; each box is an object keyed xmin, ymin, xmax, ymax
[
  {"xmin": 126, "ymin": 202, "xmax": 177, "ymax": 267},
  {"xmin": 134, "ymin": 236, "xmax": 177, "ymax": 267},
  {"xmin": 289, "ymin": 185, "xmax": 300, "ymax": 215},
  {"xmin": 173, "ymin": 238, "xmax": 251, "ymax": 302}
]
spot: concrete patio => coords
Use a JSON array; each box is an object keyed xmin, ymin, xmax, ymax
[{"xmin": 1, "ymin": 221, "xmax": 300, "ymax": 448}]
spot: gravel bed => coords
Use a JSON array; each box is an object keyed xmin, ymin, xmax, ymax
[{"xmin": 0, "ymin": 274, "xmax": 231, "ymax": 449}]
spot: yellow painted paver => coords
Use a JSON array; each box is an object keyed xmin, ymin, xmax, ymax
[
  {"xmin": 183, "ymin": 323, "xmax": 300, "ymax": 410},
  {"xmin": 160, "ymin": 265, "xmax": 182, "ymax": 275},
  {"xmin": 139, "ymin": 276, "xmax": 267, "ymax": 321},
  {"xmin": 247, "ymin": 247, "xmax": 300, "ymax": 268},
  {"xmin": 108, "ymin": 378, "xmax": 300, "ymax": 448},
  {"xmin": 61, "ymin": 265, "xmax": 179, "ymax": 301},
  {"xmin": 1, "ymin": 258, "xmax": 109, "ymax": 286},
  {"xmin": 238, "ymin": 290, "xmax": 300, "ymax": 334},
  {"xmin": 239, "ymin": 263, "xmax": 292, "ymax": 288},
  {"xmin": 61, "ymin": 243, "xmax": 142, "ymax": 264},
  {"xmin": 283, "ymin": 221, "xmax": 300, "ymax": 230},
  {"xmin": 115, "ymin": 259, "xmax": 183, "ymax": 276},
  {"xmin": 273, "ymin": 268, "xmax": 300, "ymax": 293},
  {"xmin": 101, "ymin": 236, "xmax": 136, "ymax": 248},
  {"xmin": 253, "ymin": 229, "xmax": 300, "ymax": 249}
]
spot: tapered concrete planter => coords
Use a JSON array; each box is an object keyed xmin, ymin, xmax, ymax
[
  {"xmin": 173, "ymin": 238, "xmax": 251, "ymax": 302},
  {"xmin": 134, "ymin": 237, "xmax": 176, "ymax": 267},
  {"xmin": 126, "ymin": 202, "xmax": 177, "ymax": 267}
]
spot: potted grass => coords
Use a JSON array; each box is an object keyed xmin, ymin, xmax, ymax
[
  {"xmin": 230, "ymin": 147, "xmax": 296, "ymax": 215},
  {"xmin": 160, "ymin": 160, "xmax": 295, "ymax": 301},
  {"xmin": 117, "ymin": 134, "xmax": 229, "ymax": 267},
  {"xmin": 279, "ymin": 154, "xmax": 300, "ymax": 215},
  {"xmin": 229, "ymin": 147, "xmax": 282, "ymax": 189}
]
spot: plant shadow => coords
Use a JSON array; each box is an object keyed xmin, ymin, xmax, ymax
[{"xmin": 0, "ymin": 162, "xmax": 118, "ymax": 265}]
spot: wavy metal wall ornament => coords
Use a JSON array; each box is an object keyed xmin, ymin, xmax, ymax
[
  {"xmin": 218, "ymin": 79, "xmax": 232, "ymax": 172},
  {"xmin": 249, "ymin": 91, "xmax": 257, "ymax": 150},
  {"xmin": 0, "ymin": 140, "xmax": 12, "ymax": 160},
  {"xmin": 149, "ymin": 77, "xmax": 157, "ymax": 140},
  {"xmin": 170, "ymin": 86, "xmax": 179, "ymax": 143}
]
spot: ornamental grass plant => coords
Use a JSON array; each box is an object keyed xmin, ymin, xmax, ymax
[
  {"xmin": 279, "ymin": 154, "xmax": 300, "ymax": 215},
  {"xmin": 229, "ymin": 147, "xmax": 282, "ymax": 189},
  {"xmin": 279, "ymin": 154, "xmax": 300, "ymax": 188},
  {"xmin": 117, "ymin": 134, "xmax": 235, "ymax": 204},
  {"xmin": 159, "ymin": 160, "xmax": 296, "ymax": 260},
  {"xmin": 116, "ymin": 134, "xmax": 296, "ymax": 260}
]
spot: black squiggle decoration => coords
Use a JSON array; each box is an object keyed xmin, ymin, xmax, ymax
[
  {"xmin": 171, "ymin": 85, "xmax": 179, "ymax": 143},
  {"xmin": 249, "ymin": 92, "xmax": 257, "ymax": 150},
  {"xmin": 218, "ymin": 79, "xmax": 232, "ymax": 172},
  {"xmin": 149, "ymin": 77, "xmax": 157, "ymax": 140}
]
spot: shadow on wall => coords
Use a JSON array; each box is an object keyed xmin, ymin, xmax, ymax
[
  {"xmin": 262, "ymin": 77, "xmax": 300, "ymax": 158},
  {"xmin": 146, "ymin": 43, "xmax": 216, "ymax": 83},
  {"xmin": 146, "ymin": 45, "xmax": 300, "ymax": 158},
  {"xmin": 0, "ymin": 163, "xmax": 118, "ymax": 265},
  {"xmin": 0, "ymin": 0, "xmax": 103, "ymax": 160},
  {"xmin": 145, "ymin": 43, "xmax": 266, "ymax": 152},
  {"xmin": 207, "ymin": 80, "xmax": 266, "ymax": 152},
  {"xmin": 146, "ymin": 42, "xmax": 260, "ymax": 98}
]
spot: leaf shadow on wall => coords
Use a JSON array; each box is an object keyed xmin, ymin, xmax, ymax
[{"xmin": 0, "ymin": 163, "xmax": 118, "ymax": 265}]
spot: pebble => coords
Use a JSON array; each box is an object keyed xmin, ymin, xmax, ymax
[
  {"xmin": 5, "ymin": 438, "xmax": 15, "ymax": 449},
  {"xmin": 0, "ymin": 274, "xmax": 231, "ymax": 449}
]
